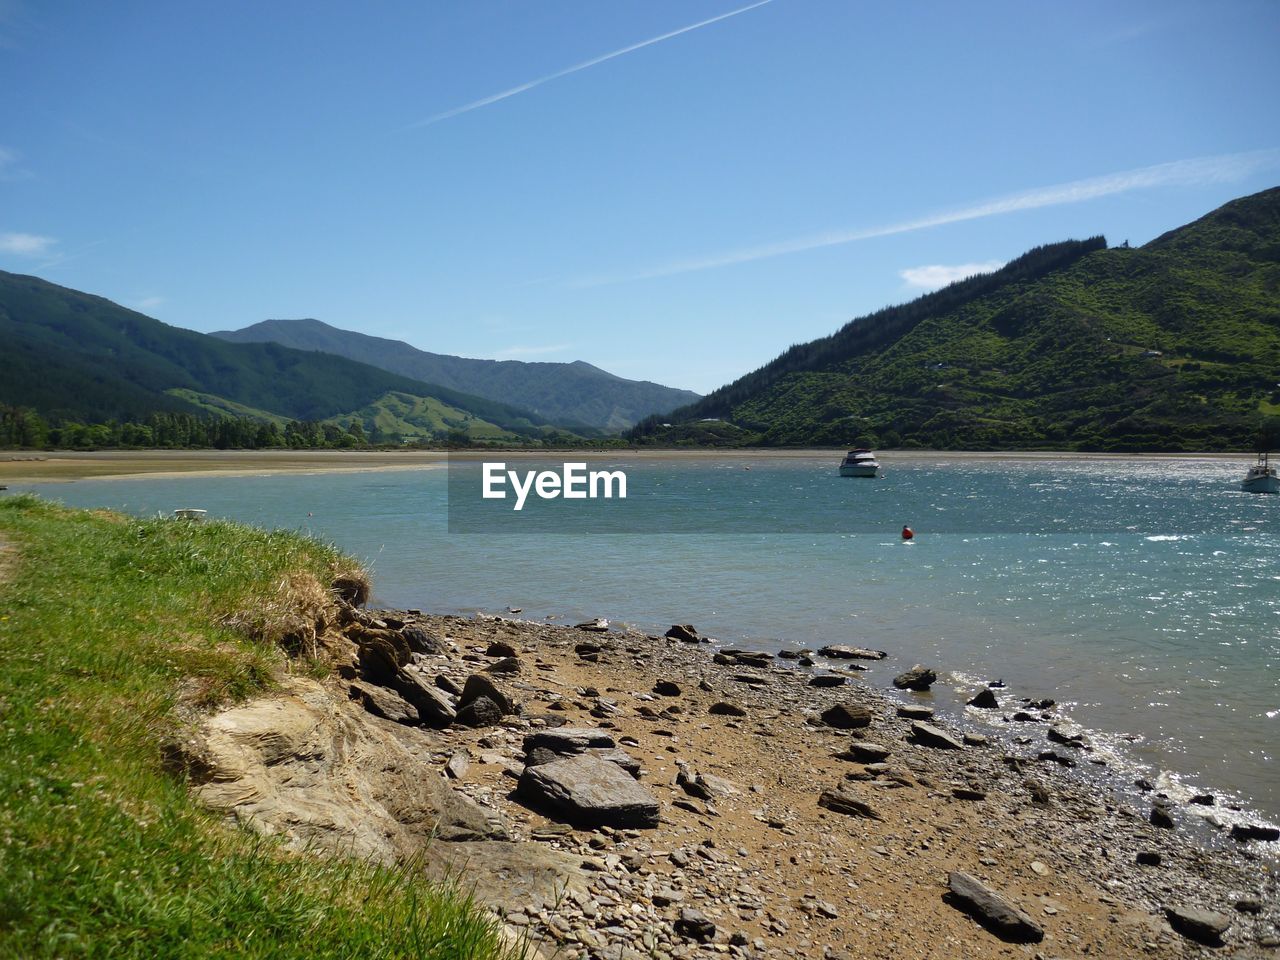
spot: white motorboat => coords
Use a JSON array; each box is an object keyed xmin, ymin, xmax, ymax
[
  {"xmin": 838, "ymin": 448, "xmax": 880, "ymax": 478},
  {"xmin": 1241, "ymin": 452, "xmax": 1279, "ymax": 494}
]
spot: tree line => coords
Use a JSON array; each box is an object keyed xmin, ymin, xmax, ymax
[
  {"xmin": 0, "ymin": 407, "xmax": 378, "ymax": 450},
  {"xmin": 0, "ymin": 406, "xmax": 620, "ymax": 450}
]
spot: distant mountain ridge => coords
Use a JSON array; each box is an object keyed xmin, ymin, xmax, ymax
[
  {"xmin": 211, "ymin": 318, "xmax": 699, "ymax": 430},
  {"xmin": 0, "ymin": 270, "xmax": 555, "ymax": 440},
  {"xmin": 632, "ymin": 187, "xmax": 1280, "ymax": 451}
]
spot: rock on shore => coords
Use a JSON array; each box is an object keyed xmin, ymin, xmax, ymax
[
  {"xmin": 818, "ymin": 644, "xmax": 886, "ymax": 660},
  {"xmin": 517, "ymin": 755, "xmax": 660, "ymax": 829},
  {"xmin": 892, "ymin": 664, "xmax": 937, "ymax": 691},
  {"xmin": 946, "ymin": 872, "xmax": 1044, "ymax": 943}
]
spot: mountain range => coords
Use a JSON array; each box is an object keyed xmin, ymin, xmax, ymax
[
  {"xmin": 2, "ymin": 188, "xmax": 1277, "ymax": 451},
  {"xmin": 0, "ymin": 271, "xmax": 569, "ymax": 441},
  {"xmin": 632, "ymin": 186, "xmax": 1280, "ymax": 451},
  {"xmin": 211, "ymin": 319, "xmax": 699, "ymax": 431},
  {"xmin": 0, "ymin": 274, "xmax": 697, "ymax": 441}
]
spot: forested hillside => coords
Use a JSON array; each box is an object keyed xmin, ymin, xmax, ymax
[
  {"xmin": 632, "ymin": 187, "xmax": 1280, "ymax": 451},
  {"xmin": 0, "ymin": 271, "xmax": 556, "ymax": 442}
]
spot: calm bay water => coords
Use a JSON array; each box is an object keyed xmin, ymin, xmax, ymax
[{"xmin": 16, "ymin": 453, "xmax": 1279, "ymax": 821}]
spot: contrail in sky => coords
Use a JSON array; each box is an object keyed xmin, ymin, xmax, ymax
[
  {"xmin": 408, "ymin": 0, "xmax": 774, "ymax": 128},
  {"xmin": 571, "ymin": 148, "xmax": 1280, "ymax": 285}
]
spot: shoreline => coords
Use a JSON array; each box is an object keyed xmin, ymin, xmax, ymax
[
  {"xmin": 13, "ymin": 461, "xmax": 447, "ymax": 484},
  {"xmin": 0, "ymin": 447, "xmax": 1259, "ymax": 483},
  {"xmin": 443, "ymin": 597, "xmax": 1280, "ymax": 846},
  {"xmin": 0, "ymin": 450, "xmax": 450, "ymax": 483},
  {"xmin": 347, "ymin": 605, "xmax": 1279, "ymax": 957},
  {"xmin": 7, "ymin": 458, "xmax": 1273, "ymax": 826}
]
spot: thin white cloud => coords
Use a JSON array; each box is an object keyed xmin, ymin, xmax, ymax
[
  {"xmin": 134, "ymin": 295, "xmax": 166, "ymax": 312},
  {"xmin": 1090, "ymin": 19, "xmax": 1164, "ymax": 47},
  {"xmin": 0, "ymin": 231, "xmax": 56, "ymax": 257},
  {"xmin": 900, "ymin": 260, "xmax": 1006, "ymax": 290},
  {"xmin": 495, "ymin": 343, "xmax": 573, "ymax": 359},
  {"xmin": 0, "ymin": 145, "xmax": 33, "ymax": 181},
  {"xmin": 408, "ymin": 0, "xmax": 774, "ymax": 129},
  {"xmin": 573, "ymin": 148, "xmax": 1280, "ymax": 286}
]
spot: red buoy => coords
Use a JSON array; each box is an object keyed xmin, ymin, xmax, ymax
[{"xmin": 901, "ymin": 525, "xmax": 914, "ymax": 540}]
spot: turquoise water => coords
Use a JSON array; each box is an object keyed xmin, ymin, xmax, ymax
[{"xmin": 14, "ymin": 454, "xmax": 1279, "ymax": 820}]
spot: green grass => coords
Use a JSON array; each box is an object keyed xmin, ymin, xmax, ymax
[{"xmin": 0, "ymin": 495, "xmax": 524, "ymax": 959}]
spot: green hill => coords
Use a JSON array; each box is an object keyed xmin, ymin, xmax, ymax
[
  {"xmin": 330, "ymin": 391, "xmax": 523, "ymax": 441},
  {"xmin": 165, "ymin": 389, "xmax": 293, "ymax": 426},
  {"xmin": 212, "ymin": 317, "xmax": 700, "ymax": 430},
  {"xmin": 0, "ymin": 271, "xmax": 555, "ymax": 440},
  {"xmin": 633, "ymin": 187, "xmax": 1280, "ymax": 451}
]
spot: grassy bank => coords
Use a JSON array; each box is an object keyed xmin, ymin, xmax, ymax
[{"xmin": 0, "ymin": 495, "xmax": 521, "ymax": 959}]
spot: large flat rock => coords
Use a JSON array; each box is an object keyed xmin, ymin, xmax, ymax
[
  {"xmin": 946, "ymin": 872, "xmax": 1044, "ymax": 943},
  {"xmin": 820, "ymin": 703, "xmax": 873, "ymax": 729},
  {"xmin": 818, "ymin": 644, "xmax": 886, "ymax": 661},
  {"xmin": 517, "ymin": 754, "xmax": 660, "ymax": 828},
  {"xmin": 839, "ymin": 741, "xmax": 892, "ymax": 763},
  {"xmin": 910, "ymin": 721, "xmax": 964, "ymax": 750},
  {"xmin": 1165, "ymin": 904, "xmax": 1232, "ymax": 945},
  {"xmin": 818, "ymin": 786, "xmax": 882, "ymax": 820},
  {"xmin": 349, "ymin": 680, "xmax": 418, "ymax": 726}
]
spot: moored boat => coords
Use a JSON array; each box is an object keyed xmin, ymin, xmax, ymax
[
  {"xmin": 838, "ymin": 448, "xmax": 880, "ymax": 478},
  {"xmin": 1241, "ymin": 452, "xmax": 1279, "ymax": 494}
]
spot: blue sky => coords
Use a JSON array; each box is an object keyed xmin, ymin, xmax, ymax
[{"xmin": 2, "ymin": 1, "xmax": 1278, "ymax": 394}]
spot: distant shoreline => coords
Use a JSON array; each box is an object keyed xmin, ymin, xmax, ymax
[
  {"xmin": 0, "ymin": 447, "xmax": 1258, "ymax": 483},
  {"xmin": 0, "ymin": 450, "xmax": 450, "ymax": 483}
]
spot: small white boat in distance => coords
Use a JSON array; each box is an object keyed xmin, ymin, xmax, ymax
[
  {"xmin": 173, "ymin": 508, "xmax": 208, "ymax": 520},
  {"xmin": 839, "ymin": 448, "xmax": 880, "ymax": 478},
  {"xmin": 1241, "ymin": 452, "xmax": 1279, "ymax": 494}
]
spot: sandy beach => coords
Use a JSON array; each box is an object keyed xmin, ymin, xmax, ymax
[{"xmin": 0, "ymin": 449, "xmax": 451, "ymax": 483}]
